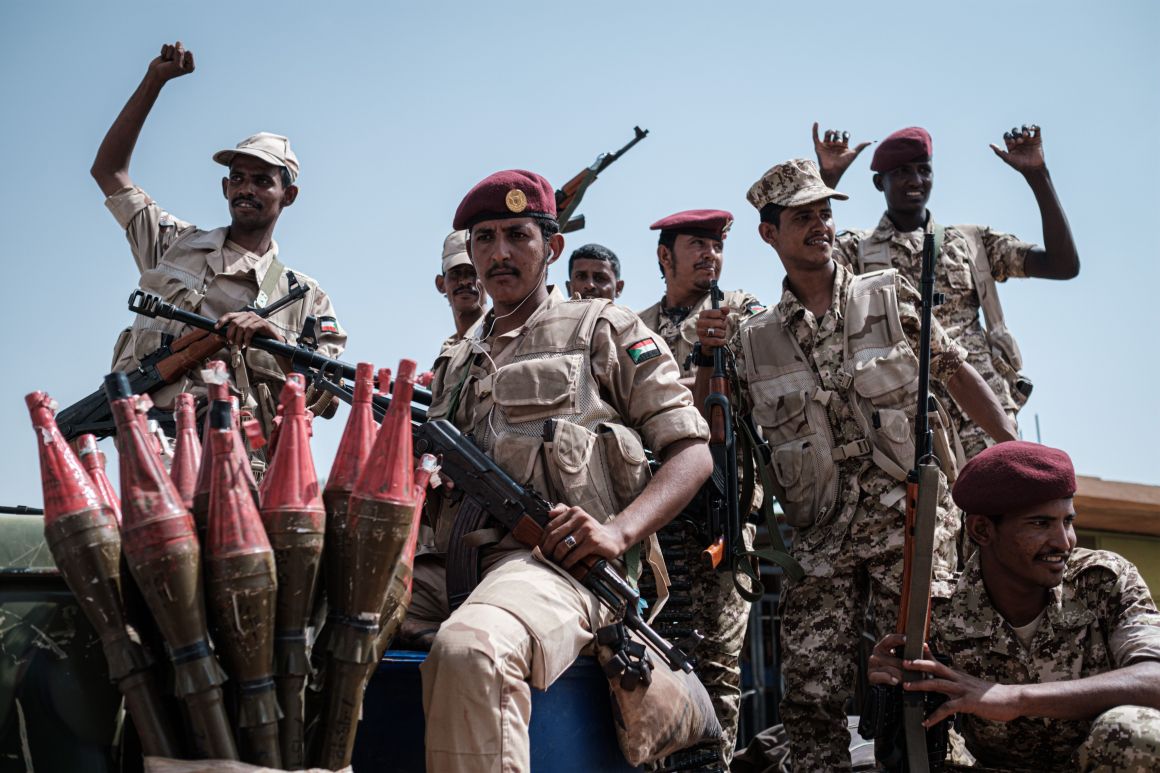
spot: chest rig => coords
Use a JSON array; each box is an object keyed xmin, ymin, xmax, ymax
[{"xmin": 741, "ymin": 270, "xmax": 939, "ymax": 532}]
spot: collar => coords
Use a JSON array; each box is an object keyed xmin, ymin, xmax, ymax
[
  {"xmin": 183, "ymin": 227, "xmax": 280, "ymax": 278},
  {"xmin": 868, "ymin": 211, "xmax": 938, "ymax": 246},
  {"xmin": 775, "ymin": 262, "xmax": 849, "ymax": 328},
  {"xmin": 477, "ymin": 285, "xmax": 566, "ymax": 343}
]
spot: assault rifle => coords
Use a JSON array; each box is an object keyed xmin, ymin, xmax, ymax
[
  {"xmin": 414, "ymin": 418, "xmax": 696, "ymax": 677},
  {"xmin": 555, "ymin": 126, "xmax": 649, "ymax": 233},
  {"xmin": 55, "ymin": 277, "xmax": 309, "ymax": 440},
  {"xmin": 700, "ymin": 282, "xmax": 742, "ymax": 577},
  {"xmin": 859, "ymin": 226, "xmax": 950, "ymax": 772}
]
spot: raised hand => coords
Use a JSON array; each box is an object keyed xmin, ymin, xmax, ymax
[
  {"xmin": 813, "ymin": 121, "xmax": 872, "ymax": 187},
  {"xmin": 990, "ymin": 124, "xmax": 1046, "ymax": 175},
  {"xmin": 147, "ymin": 41, "xmax": 196, "ymax": 83}
]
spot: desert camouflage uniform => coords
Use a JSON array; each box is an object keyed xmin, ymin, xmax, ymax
[
  {"xmin": 727, "ymin": 263, "xmax": 966, "ymax": 772},
  {"xmin": 834, "ymin": 215, "xmax": 1032, "ymax": 460},
  {"xmin": 933, "ymin": 548, "xmax": 1160, "ymax": 772},
  {"xmin": 638, "ymin": 288, "xmax": 765, "ymax": 762}
]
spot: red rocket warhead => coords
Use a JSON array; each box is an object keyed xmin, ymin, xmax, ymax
[
  {"xmin": 74, "ymin": 432, "xmax": 122, "ymax": 525},
  {"xmin": 27, "ymin": 393, "xmax": 106, "ymax": 526},
  {"xmin": 193, "ymin": 361, "xmax": 231, "ymax": 531},
  {"xmin": 324, "ymin": 362, "xmax": 377, "ymax": 497},
  {"xmin": 353, "ymin": 359, "xmax": 417, "ymax": 506},
  {"xmin": 170, "ymin": 393, "xmax": 201, "ymax": 511},
  {"xmin": 261, "ymin": 375, "xmax": 322, "ymax": 518},
  {"xmin": 377, "ymin": 368, "xmax": 392, "ymax": 398},
  {"xmin": 207, "ymin": 401, "xmax": 272, "ymax": 559}
]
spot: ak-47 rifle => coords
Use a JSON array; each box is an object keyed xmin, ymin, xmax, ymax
[
  {"xmin": 55, "ymin": 277, "xmax": 310, "ymax": 440},
  {"xmin": 555, "ymin": 126, "xmax": 649, "ymax": 233},
  {"xmin": 700, "ymin": 282, "xmax": 742, "ymax": 577},
  {"xmin": 859, "ymin": 226, "xmax": 950, "ymax": 772}
]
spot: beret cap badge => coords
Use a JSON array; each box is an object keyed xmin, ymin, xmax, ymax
[{"xmin": 505, "ymin": 189, "xmax": 528, "ymax": 214}]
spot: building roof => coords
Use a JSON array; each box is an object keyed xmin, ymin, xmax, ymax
[{"xmin": 1075, "ymin": 475, "xmax": 1160, "ymax": 537}]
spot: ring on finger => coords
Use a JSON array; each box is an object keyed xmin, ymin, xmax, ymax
[
  {"xmin": 563, "ymin": 534, "xmax": 578, "ymax": 550},
  {"xmin": 708, "ymin": 327, "xmax": 717, "ymax": 337}
]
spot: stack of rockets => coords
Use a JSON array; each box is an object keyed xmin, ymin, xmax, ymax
[{"xmin": 26, "ymin": 358, "xmax": 436, "ymax": 770}]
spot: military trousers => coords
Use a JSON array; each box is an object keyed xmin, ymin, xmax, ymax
[{"xmin": 409, "ymin": 547, "xmax": 601, "ymax": 773}]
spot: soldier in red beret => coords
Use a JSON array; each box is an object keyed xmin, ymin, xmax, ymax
[
  {"xmin": 810, "ymin": 120, "xmax": 1081, "ymax": 465},
  {"xmin": 869, "ymin": 441, "xmax": 1160, "ymax": 771},
  {"xmin": 410, "ymin": 169, "xmax": 714, "ymax": 772}
]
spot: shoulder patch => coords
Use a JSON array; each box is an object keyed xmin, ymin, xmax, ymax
[
  {"xmin": 319, "ymin": 316, "xmax": 339, "ymax": 335},
  {"xmin": 626, "ymin": 337, "xmax": 661, "ymax": 364},
  {"xmin": 745, "ymin": 300, "xmax": 767, "ymax": 315}
]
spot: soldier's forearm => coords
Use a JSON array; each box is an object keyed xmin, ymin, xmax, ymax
[
  {"xmin": 946, "ymin": 364, "xmax": 1017, "ymax": 443},
  {"xmin": 91, "ymin": 72, "xmax": 166, "ymax": 196},
  {"xmin": 1010, "ymin": 661, "xmax": 1160, "ymax": 720},
  {"xmin": 612, "ymin": 438, "xmax": 710, "ymax": 547},
  {"xmin": 1022, "ymin": 168, "xmax": 1080, "ymax": 280}
]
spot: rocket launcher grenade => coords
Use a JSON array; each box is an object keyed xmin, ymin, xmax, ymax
[
  {"xmin": 104, "ymin": 372, "xmax": 238, "ymax": 761},
  {"xmin": 170, "ymin": 392, "xmax": 201, "ymax": 511},
  {"xmin": 74, "ymin": 433, "xmax": 122, "ymax": 524},
  {"xmin": 317, "ymin": 359, "xmax": 429, "ymax": 771},
  {"xmin": 192, "ymin": 361, "xmax": 258, "ymax": 545},
  {"xmin": 858, "ymin": 226, "xmax": 951, "ymax": 772},
  {"xmin": 204, "ymin": 399, "xmax": 282, "ymax": 768},
  {"xmin": 27, "ymin": 392, "xmax": 180, "ymax": 759},
  {"xmin": 259, "ymin": 374, "xmax": 326, "ymax": 769}
]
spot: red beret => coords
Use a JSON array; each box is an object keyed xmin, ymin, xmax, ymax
[
  {"xmin": 870, "ymin": 127, "xmax": 933, "ymax": 172},
  {"xmin": 650, "ymin": 209, "xmax": 734, "ymax": 241},
  {"xmin": 952, "ymin": 441, "xmax": 1076, "ymax": 516},
  {"xmin": 453, "ymin": 169, "xmax": 557, "ymax": 230}
]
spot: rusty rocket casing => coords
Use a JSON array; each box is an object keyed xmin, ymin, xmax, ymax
[
  {"xmin": 170, "ymin": 392, "xmax": 202, "ymax": 511},
  {"xmin": 74, "ymin": 433, "xmax": 122, "ymax": 525},
  {"xmin": 204, "ymin": 400, "xmax": 282, "ymax": 768},
  {"xmin": 105, "ymin": 372, "xmax": 238, "ymax": 761},
  {"xmin": 259, "ymin": 374, "xmax": 325, "ymax": 769},
  {"xmin": 192, "ymin": 362, "xmax": 257, "ymax": 542},
  {"xmin": 27, "ymin": 391, "xmax": 180, "ymax": 759},
  {"xmin": 317, "ymin": 360, "xmax": 419, "ymax": 770},
  {"xmin": 374, "ymin": 453, "xmax": 439, "ymax": 661}
]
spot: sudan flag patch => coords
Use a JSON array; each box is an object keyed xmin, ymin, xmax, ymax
[
  {"xmin": 746, "ymin": 301, "xmax": 767, "ymax": 315},
  {"xmin": 627, "ymin": 337, "xmax": 660, "ymax": 364},
  {"xmin": 319, "ymin": 316, "xmax": 340, "ymax": 335}
]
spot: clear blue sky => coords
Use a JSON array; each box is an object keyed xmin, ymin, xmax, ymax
[{"xmin": 2, "ymin": 0, "xmax": 1157, "ymax": 508}]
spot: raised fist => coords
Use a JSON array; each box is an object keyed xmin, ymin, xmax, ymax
[
  {"xmin": 990, "ymin": 124, "xmax": 1046, "ymax": 175},
  {"xmin": 147, "ymin": 41, "xmax": 195, "ymax": 83}
]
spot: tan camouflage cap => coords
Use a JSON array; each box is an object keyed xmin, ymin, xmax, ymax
[
  {"xmin": 746, "ymin": 158, "xmax": 848, "ymax": 210},
  {"xmin": 213, "ymin": 132, "xmax": 300, "ymax": 183},
  {"xmin": 441, "ymin": 230, "xmax": 472, "ymax": 273}
]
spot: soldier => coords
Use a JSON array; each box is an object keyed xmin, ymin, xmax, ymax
[
  {"xmin": 638, "ymin": 211, "xmax": 765, "ymax": 387},
  {"xmin": 637, "ymin": 210, "xmax": 764, "ymax": 766},
  {"xmin": 565, "ymin": 242, "xmax": 623, "ymax": 300},
  {"xmin": 813, "ymin": 122, "xmax": 1080, "ymax": 461},
  {"xmin": 409, "ymin": 169, "xmax": 712, "ymax": 772},
  {"xmin": 694, "ymin": 158, "xmax": 1018, "ymax": 772},
  {"xmin": 434, "ymin": 229, "xmax": 487, "ymax": 352},
  {"xmin": 90, "ymin": 41, "xmax": 345, "ymax": 434},
  {"xmin": 869, "ymin": 441, "xmax": 1160, "ymax": 771}
]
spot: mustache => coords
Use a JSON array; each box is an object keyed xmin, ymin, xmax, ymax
[
  {"xmin": 452, "ymin": 285, "xmax": 480, "ymax": 297},
  {"xmin": 486, "ymin": 263, "xmax": 519, "ymax": 279},
  {"xmin": 231, "ymin": 196, "xmax": 261, "ymax": 209}
]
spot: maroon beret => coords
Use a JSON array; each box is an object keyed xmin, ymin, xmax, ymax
[
  {"xmin": 649, "ymin": 209, "xmax": 734, "ymax": 241},
  {"xmin": 870, "ymin": 127, "xmax": 933, "ymax": 172},
  {"xmin": 453, "ymin": 169, "xmax": 557, "ymax": 230},
  {"xmin": 952, "ymin": 441, "xmax": 1076, "ymax": 516}
]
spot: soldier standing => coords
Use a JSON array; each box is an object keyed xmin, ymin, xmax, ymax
[
  {"xmin": 869, "ymin": 441, "xmax": 1160, "ymax": 771},
  {"xmin": 408, "ymin": 169, "xmax": 712, "ymax": 772},
  {"xmin": 636, "ymin": 210, "xmax": 765, "ymax": 766},
  {"xmin": 695, "ymin": 159, "xmax": 1017, "ymax": 771},
  {"xmin": 813, "ymin": 122, "xmax": 1080, "ymax": 461},
  {"xmin": 565, "ymin": 243, "xmax": 624, "ymax": 300},
  {"xmin": 90, "ymin": 41, "xmax": 345, "ymax": 432},
  {"xmin": 434, "ymin": 229, "xmax": 487, "ymax": 353}
]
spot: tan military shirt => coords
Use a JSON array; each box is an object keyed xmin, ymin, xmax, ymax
[
  {"xmin": 638, "ymin": 289, "xmax": 765, "ymax": 378},
  {"xmin": 727, "ymin": 263, "xmax": 966, "ymax": 586},
  {"xmin": 933, "ymin": 549, "xmax": 1160, "ymax": 770},
  {"xmin": 834, "ymin": 215, "xmax": 1033, "ymax": 443},
  {"xmin": 105, "ymin": 185, "xmax": 346, "ymax": 410},
  {"xmin": 427, "ymin": 286, "xmax": 708, "ymax": 551}
]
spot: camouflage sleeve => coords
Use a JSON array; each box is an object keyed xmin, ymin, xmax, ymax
[
  {"xmin": 104, "ymin": 185, "xmax": 195, "ymax": 273},
  {"xmin": 895, "ymin": 273, "xmax": 967, "ymax": 385},
  {"xmin": 591, "ymin": 304, "xmax": 709, "ymax": 455},
  {"xmin": 833, "ymin": 230, "xmax": 860, "ymax": 269},
  {"xmin": 979, "ymin": 226, "xmax": 1036, "ymax": 282},
  {"xmin": 1098, "ymin": 560, "xmax": 1160, "ymax": 668}
]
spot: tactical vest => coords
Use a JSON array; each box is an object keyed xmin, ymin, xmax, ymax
[
  {"xmin": 639, "ymin": 290, "xmax": 762, "ymax": 375},
  {"xmin": 741, "ymin": 269, "xmax": 949, "ymax": 530},
  {"xmin": 856, "ymin": 224, "xmax": 1030, "ymax": 408},
  {"xmin": 429, "ymin": 298, "xmax": 653, "ymax": 537}
]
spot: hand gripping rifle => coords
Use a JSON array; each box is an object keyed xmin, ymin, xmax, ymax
[
  {"xmin": 859, "ymin": 227, "xmax": 950, "ymax": 772},
  {"xmin": 700, "ymin": 283, "xmax": 742, "ymax": 576},
  {"xmin": 555, "ymin": 126, "xmax": 649, "ymax": 233},
  {"xmin": 56, "ymin": 278, "xmax": 309, "ymax": 440}
]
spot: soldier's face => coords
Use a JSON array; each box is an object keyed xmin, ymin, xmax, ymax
[
  {"xmin": 760, "ymin": 201, "xmax": 834, "ymax": 270},
  {"xmin": 222, "ymin": 155, "xmax": 296, "ymax": 230},
  {"xmin": 468, "ymin": 217, "xmax": 562, "ymax": 307},
  {"xmin": 969, "ymin": 498, "xmax": 1077, "ymax": 594},
  {"xmin": 440, "ymin": 264, "xmax": 487, "ymax": 314},
  {"xmin": 876, "ymin": 161, "xmax": 933, "ymax": 217},
  {"xmin": 661, "ymin": 235, "xmax": 724, "ymax": 294},
  {"xmin": 566, "ymin": 258, "xmax": 622, "ymax": 300}
]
